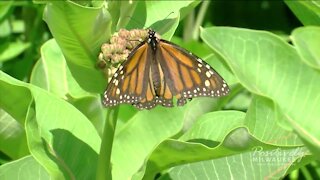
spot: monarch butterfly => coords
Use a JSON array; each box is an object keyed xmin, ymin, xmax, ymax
[{"xmin": 103, "ymin": 29, "xmax": 229, "ymax": 110}]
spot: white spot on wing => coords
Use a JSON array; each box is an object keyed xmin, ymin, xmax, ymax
[
  {"xmin": 206, "ymin": 71, "xmax": 211, "ymax": 78},
  {"xmin": 114, "ymin": 80, "xmax": 119, "ymax": 86},
  {"xmin": 205, "ymin": 80, "xmax": 210, "ymax": 87},
  {"xmin": 116, "ymin": 88, "xmax": 120, "ymax": 95}
]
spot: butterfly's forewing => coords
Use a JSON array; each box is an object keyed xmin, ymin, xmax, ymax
[
  {"xmin": 103, "ymin": 42, "xmax": 154, "ymax": 108},
  {"xmin": 131, "ymin": 44, "xmax": 158, "ymax": 109},
  {"xmin": 156, "ymin": 39, "xmax": 229, "ymax": 106}
]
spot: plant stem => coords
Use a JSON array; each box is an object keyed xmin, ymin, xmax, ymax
[
  {"xmin": 183, "ymin": 11, "xmax": 195, "ymax": 42},
  {"xmin": 193, "ymin": 1, "xmax": 210, "ymax": 40},
  {"xmin": 96, "ymin": 107, "xmax": 119, "ymax": 180}
]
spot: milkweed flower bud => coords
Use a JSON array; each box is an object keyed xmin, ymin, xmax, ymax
[{"xmin": 98, "ymin": 29, "xmax": 149, "ymax": 82}]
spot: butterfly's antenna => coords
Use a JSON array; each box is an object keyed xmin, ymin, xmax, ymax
[
  {"xmin": 164, "ymin": 11, "xmax": 174, "ymax": 21},
  {"xmin": 151, "ymin": 11, "xmax": 176, "ymax": 35}
]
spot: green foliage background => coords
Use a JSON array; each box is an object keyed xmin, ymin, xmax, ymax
[{"xmin": 0, "ymin": 1, "xmax": 320, "ymax": 180}]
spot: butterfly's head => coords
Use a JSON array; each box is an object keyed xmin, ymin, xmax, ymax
[
  {"xmin": 147, "ymin": 29, "xmax": 157, "ymax": 40},
  {"xmin": 148, "ymin": 29, "xmax": 156, "ymax": 37},
  {"xmin": 147, "ymin": 29, "xmax": 160, "ymax": 51}
]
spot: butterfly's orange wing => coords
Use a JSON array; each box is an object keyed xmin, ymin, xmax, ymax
[
  {"xmin": 103, "ymin": 42, "xmax": 157, "ymax": 109},
  {"xmin": 155, "ymin": 40, "xmax": 229, "ymax": 106}
]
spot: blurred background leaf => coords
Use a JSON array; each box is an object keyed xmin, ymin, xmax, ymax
[{"xmin": 285, "ymin": 1, "xmax": 320, "ymax": 26}]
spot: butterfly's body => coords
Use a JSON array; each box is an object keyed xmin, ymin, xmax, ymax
[
  {"xmin": 103, "ymin": 29, "xmax": 229, "ymax": 110},
  {"xmin": 151, "ymin": 62, "xmax": 162, "ymax": 96},
  {"xmin": 148, "ymin": 34, "xmax": 162, "ymax": 96}
]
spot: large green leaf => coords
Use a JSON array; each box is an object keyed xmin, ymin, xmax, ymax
[
  {"xmin": 70, "ymin": 96, "xmax": 107, "ymax": 136},
  {"xmin": 201, "ymin": 27, "xmax": 320, "ymax": 153},
  {"xmin": 291, "ymin": 26, "xmax": 320, "ymax": 70},
  {"xmin": 152, "ymin": 96, "xmax": 308, "ymax": 179},
  {"xmin": 0, "ymin": 156, "xmax": 50, "ymax": 180},
  {"xmin": 30, "ymin": 39, "xmax": 106, "ymax": 136},
  {"xmin": 245, "ymin": 95, "xmax": 303, "ymax": 146},
  {"xmin": 0, "ymin": 71, "xmax": 101, "ymax": 179},
  {"xmin": 0, "ymin": 109, "xmax": 29, "ymax": 160},
  {"xmin": 141, "ymin": 111, "xmax": 247, "ymax": 179},
  {"xmin": 145, "ymin": 105, "xmax": 305, "ymax": 178},
  {"xmin": 111, "ymin": 107, "xmax": 186, "ymax": 180},
  {"xmin": 163, "ymin": 147, "xmax": 309, "ymax": 180},
  {"xmin": 0, "ymin": 78, "xmax": 31, "ymax": 123},
  {"xmin": 43, "ymin": 1, "xmax": 111, "ymax": 93},
  {"xmin": 30, "ymin": 39, "xmax": 89, "ymax": 98}
]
